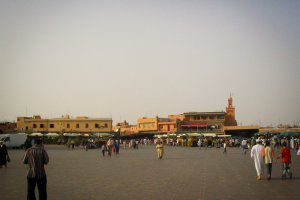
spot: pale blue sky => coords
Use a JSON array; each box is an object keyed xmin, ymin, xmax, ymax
[{"xmin": 1, "ymin": 1, "xmax": 300, "ymax": 126}]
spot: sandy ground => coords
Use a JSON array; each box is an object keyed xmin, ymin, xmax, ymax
[{"xmin": 0, "ymin": 145, "xmax": 300, "ymax": 200}]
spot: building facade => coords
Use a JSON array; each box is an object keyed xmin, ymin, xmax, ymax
[
  {"xmin": 137, "ymin": 117, "xmax": 159, "ymax": 132},
  {"xmin": 180, "ymin": 112, "xmax": 226, "ymax": 132},
  {"xmin": 113, "ymin": 121, "xmax": 138, "ymax": 136},
  {"xmin": 17, "ymin": 115, "xmax": 112, "ymax": 133},
  {"xmin": 0, "ymin": 122, "xmax": 17, "ymax": 134}
]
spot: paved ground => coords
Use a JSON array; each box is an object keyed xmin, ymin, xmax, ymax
[{"xmin": 0, "ymin": 145, "xmax": 300, "ymax": 200}]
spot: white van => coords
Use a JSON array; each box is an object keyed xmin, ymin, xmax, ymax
[{"xmin": 0, "ymin": 133, "xmax": 28, "ymax": 148}]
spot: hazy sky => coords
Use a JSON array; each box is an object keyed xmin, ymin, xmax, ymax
[{"xmin": 1, "ymin": 1, "xmax": 300, "ymax": 126}]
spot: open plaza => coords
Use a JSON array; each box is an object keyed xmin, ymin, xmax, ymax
[{"xmin": 0, "ymin": 145, "xmax": 299, "ymax": 200}]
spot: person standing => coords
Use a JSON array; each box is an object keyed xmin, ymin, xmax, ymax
[
  {"xmin": 223, "ymin": 141, "xmax": 227, "ymax": 153},
  {"xmin": 280, "ymin": 142, "xmax": 292, "ymax": 179},
  {"xmin": 197, "ymin": 139, "xmax": 202, "ymax": 149},
  {"xmin": 23, "ymin": 138, "xmax": 49, "ymax": 200},
  {"xmin": 262, "ymin": 140, "xmax": 276, "ymax": 180},
  {"xmin": 250, "ymin": 139, "xmax": 264, "ymax": 180},
  {"xmin": 0, "ymin": 141, "xmax": 9, "ymax": 168}
]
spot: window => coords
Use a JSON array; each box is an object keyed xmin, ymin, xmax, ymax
[
  {"xmin": 40, "ymin": 124, "xmax": 44, "ymax": 128},
  {"xmin": 50, "ymin": 124, "xmax": 55, "ymax": 128},
  {"xmin": 105, "ymin": 123, "xmax": 108, "ymax": 128},
  {"xmin": 85, "ymin": 124, "xmax": 89, "ymax": 128},
  {"xmin": 202, "ymin": 116, "xmax": 207, "ymax": 120},
  {"xmin": 194, "ymin": 116, "xmax": 200, "ymax": 120},
  {"xmin": 67, "ymin": 124, "xmax": 70, "ymax": 128},
  {"xmin": 95, "ymin": 124, "xmax": 99, "ymax": 128},
  {"xmin": 217, "ymin": 115, "xmax": 225, "ymax": 119},
  {"xmin": 76, "ymin": 124, "xmax": 79, "ymax": 128},
  {"xmin": 33, "ymin": 124, "xmax": 37, "ymax": 128},
  {"xmin": 209, "ymin": 115, "xmax": 215, "ymax": 120}
]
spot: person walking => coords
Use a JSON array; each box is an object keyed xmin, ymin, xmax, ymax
[
  {"xmin": 262, "ymin": 140, "xmax": 276, "ymax": 180},
  {"xmin": 250, "ymin": 139, "xmax": 264, "ymax": 180},
  {"xmin": 0, "ymin": 141, "xmax": 9, "ymax": 168},
  {"xmin": 280, "ymin": 142, "xmax": 293, "ymax": 179},
  {"xmin": 156, "ymin": 140, "xmax": 164, "ymax": 159},
  {"xmin": 106, "ymin": 139, "xmax": 113, "ymax": 157},
  {"xmin": 23, "ymin": 138, "xmax": 49, "ymax": 200},
  {"xmin": 241, "ymin": 139, "xmax": 248, "ymax": 155},
  {"xmin": 101, "ymin": 143, "xmax": 106, "ymax": 157}
]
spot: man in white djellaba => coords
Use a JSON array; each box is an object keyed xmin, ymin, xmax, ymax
[{"xmin": 251, "ymin": 139, "xmax": 265, "ymax": 180}]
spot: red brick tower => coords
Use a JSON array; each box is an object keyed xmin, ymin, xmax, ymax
[{"xmin": 225, "ymin": 94, "xmax": 237, "ymax": 126}]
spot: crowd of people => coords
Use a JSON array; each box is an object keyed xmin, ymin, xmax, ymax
[{"xmin": 250, "ymin": 138, "xmax": 294, "ymax": 181}]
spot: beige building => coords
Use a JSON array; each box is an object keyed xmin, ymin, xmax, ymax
[
  {"xmin": 17, "ymin": 115, "xmax": 112, "ymax": 133},
  {"xmin": 137, "ymin": 116, "xmax": 178, "ymax": 133},
  {"xmin": 113, "ymin": 120, "xmax": 138, "ymax": 136}
]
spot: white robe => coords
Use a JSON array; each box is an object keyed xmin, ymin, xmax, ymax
[{"xmin": 250, "ymin": 144, "xmax": 264, "ymax": 176}]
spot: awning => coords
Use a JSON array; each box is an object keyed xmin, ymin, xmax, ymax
[
  {"xmin": 181, "ymin": 124, "xmax": 207, "ymax": 128},
  {"xmin": 181, "ymin": 122, "xmax": 208, "ymax": 127}
]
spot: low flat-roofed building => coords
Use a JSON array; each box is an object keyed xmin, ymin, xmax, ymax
[
  {"xmin": 113, "ymin": 120, "xmax": 138, "ymax": 136},
  {"xmin": 223, "ymin": 125, "xmax": 259, "ymax": 137},
  {"xmin": 137, "ymin": 117, "xmax": 159, "ymax": 132},
  {"xmin": 17, "ymin": 115, "xmax": 112, "ymax": 133},
  {"xmin": 0, "ymin": 122, "xmax": 17, "ymax": 134},
  {"xmin": 157, "ymin": 118, "xmax": 178, "ymax": 133}
]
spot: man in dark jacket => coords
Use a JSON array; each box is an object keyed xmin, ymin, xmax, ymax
[{"xmin": 0, "ymin": 141, "xmax": 9, "ymax": 168}]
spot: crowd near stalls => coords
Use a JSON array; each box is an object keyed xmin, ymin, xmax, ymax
[
  {"xmin": 253, "ymin": 132, "xmax": 300, "ymax": 151},
  {"xmin": 152, "ymin": 133, "xmax": 232, "ymax": 148},
  {"xmin": 1, "ymin": 131, "xmax": 300, "ymax": 152}
]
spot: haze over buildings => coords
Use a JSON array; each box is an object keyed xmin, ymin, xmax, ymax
[{"xmin": 1, "ymin": 1, "xmax": 300, "ymax": 126}]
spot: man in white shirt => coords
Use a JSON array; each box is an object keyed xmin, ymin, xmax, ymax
[{"xmin": 251, "ymin": 139, "xmax": 264, "ymax": 180}]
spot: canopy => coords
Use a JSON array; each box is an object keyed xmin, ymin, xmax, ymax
[
  {"xmin": 177, "ymin": 134, "xmax": 187, "ymax": 138},
  {"xmin": 94, "ymin": 133, "xmax": 113, "ymax": 137},
  {"xmin": 202, "ymin": 133, "xmax": 216, "ymax": 137},
  {"xmin": 46, "ymin": 133, "xmax": 60, "ymax": 137},
  {"xmin": 29, "ymin": 133, "xmax": 43, "ymax": 137},
  {"xmin": 186, "ymin": 133, "xmax": 202, "ymax": 137},
  {"xmin": 63, "ymin": 133, "xmax": 80, "ymax": 137},
  {"xmin": 215, "ymin": 135, "xmax": 231, "ymax": 138},
  {"xmin": 279, "ymin": 132, "xmax": 300, "ymax": 137}
]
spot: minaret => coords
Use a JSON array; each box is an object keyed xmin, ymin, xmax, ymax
[{"xmin": 225, "ymin": 94, "xmax": 237, "ymax": 126}]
